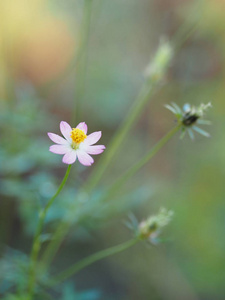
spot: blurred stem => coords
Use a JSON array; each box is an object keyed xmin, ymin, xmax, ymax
[
  {"xmin": 172, "ymin": 20, "xmax": 199, "ymax": 52},
  {"xmin": 101, "ymin": 125, "xmax": 181, "ymax": 202},
  {"xmin": 172, "ymin": 0, "xmax": 204, "ymax": 51},
  {"xmin": 82, "ymin": 81, "xmax": 159, "ymax": 193},
  {"xmin": 27, "ymin": 165, "xmax": 72, "ymax": 300},
  {"xmin": 40, "ymin": 0, "xmax": 93, "ymax": 101},
  {"xmin": 40, "ymin": 221, "xmax": 70, "ymax": 269},
  {"xmin": 73, "ymin": 0, "xmax": 93, "ymax": 123},
  {"xmin": 50, "ymin": 238, "xmax": 139, "ymax": 286}
]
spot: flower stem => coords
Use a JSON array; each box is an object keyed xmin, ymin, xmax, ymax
[
  {"xmin": 27, "ymin": 164, "xmax": 72, "ymax": 300},
  {"xmin": 39, "ymin": 0, "xmax": 93, "ymax": 99},
  {"xmin": 83, "ymin": 82, "xmax": 159, "ymax": 193},
  {"xmin": 102, "ymin": 125, "xmax": 181, "ymax": 201},
  {"xmin": 50, "ymin": 238, "xmax": 138, "ymax": 286},
  {"xmin": 40, "ymin": 221, "xmax": 70, "ymax": 270},
  {"xmin": 73, "ymin": 0, "xmax": 93, "ymax": 123},
  {"xmin": 171, "ymin": 0, "xmax": 202, "ymax": 52}
]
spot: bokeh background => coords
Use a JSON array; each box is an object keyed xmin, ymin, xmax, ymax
[{"xmin": 0, "ymin": 0, "xmax": 225, "ymax": 299}]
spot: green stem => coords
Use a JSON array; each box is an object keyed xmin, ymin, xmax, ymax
[
  {"xmin": 83, "ymin": 82, "xmax": 158, "ymax": 193},
  {"xmin": 39, "ymin": 0, "xmax": 93, "ymax": 101},
  {"xmin": 27, "ymin": 165, "xmax": 72, "ymax": 300},
  {"xmin": 103, "ymin": 125, "xmax": 181, "ymax": 201},
  {"xmin": 51, "ymin": 238, "xmax": 138, "ymax": 286},
  {"xmin": 73, "ymin": 0, "xmax": 93, "ymax": 123},
  {"xmin": 40, "ymin": 221, "xmax": 70, "ymax": 269},
  {"xmin": 171, "ymin": 0, "xmax": 202, "ymax": 52}
]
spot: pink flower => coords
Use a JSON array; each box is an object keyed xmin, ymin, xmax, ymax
[{"xmin": 48, "ymin": 121, "xmax": 105, "ymax": 166}]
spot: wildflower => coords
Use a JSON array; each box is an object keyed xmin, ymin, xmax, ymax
[
  {"xmin": 138, "ymin": 208, "xmax": 174, "ymax": 243},
  {"xmin": 48, "ymin": 121, "xmax": 105, "ymax": 166},
  {"xmin": 165, "ymin": 102, "xmax": 212, "ymax": 139}
]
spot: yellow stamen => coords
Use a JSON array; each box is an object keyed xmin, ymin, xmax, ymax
[{"xmin": 70, "ymin": 128, "xmax": 87, "ymax": 147}]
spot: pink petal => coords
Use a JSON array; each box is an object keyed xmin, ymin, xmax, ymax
[
  {"xmin": 62, "ymin": 151, "xmax": 77, "ymax": 164},
  {"xmin": 85, "ymin": 131, "xmax": 102, "ymax": 145},
  {"xmin": 77, "ymin": 150, "xmax": 94, "ymax": 166},
  {"xmin": 47, "ymin": 133, "xmax": 68, "ymax": 145},
  {"xmin": 76, "ymin": 122, "xmax": 88, "ymax": 134},
  {"xmin": 49, "ymin": 145, "xmax": 70, "ymax": 154},
  {"xmin": 86, "ymin": 145, "xmax": 105, "ymax": 155},
  {"xmin": 60, "ymin": 121, "xmax": 72, "ymax": 142}
]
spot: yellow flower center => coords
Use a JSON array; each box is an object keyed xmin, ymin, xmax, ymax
[{"xmin": 70, "ymin": 128, "xmax": 87, "ymax": 148}]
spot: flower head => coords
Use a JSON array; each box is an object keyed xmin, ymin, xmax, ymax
[
  {"xmin": 138, "ymin": 208, "xmax": 174, "ymax": 244},
  {"xmin": 165, "ymin": 102, "xmax": 212, "ymax": 139},
  {"xmin": 48, "ymin": 121, "xmax": 105, "ymax": 166}
]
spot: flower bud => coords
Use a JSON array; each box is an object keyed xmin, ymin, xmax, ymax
[
  {"xmin": 138, "ymin": 208, "xmax": 174, "ymax": 242},
  {"xmin": 145, "ymin": 40, "xmax": 173, "ymax": 83}
]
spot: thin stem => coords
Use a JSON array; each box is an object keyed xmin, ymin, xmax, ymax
[
  {"xmin": 40, "ymin": 221, "xmax": 70, "ymax": 269},
  {"xmin": 95, "ymin": 125, "xmax": 180, "ymax": 205},
  {"xmin": 51, "ymin": 238, "xmax": 138, "ymax": 286},
  {"xmin": 73, "ymin": 0, "xmax": 93, "ymax": 123},
  {"xmin": 172, "ymin": 0, "xmax": 203, "ymax": 52},
  {"xmin": 27, "ymin": 165, "xmax": 72, "ymax": 300},
  {"xmin": 83, "ymin": 82, "xmax": 158, "ymax": 193},
  {"xmin": 39, "ymin": 0, "xmax": 93, "ymax": 102}
]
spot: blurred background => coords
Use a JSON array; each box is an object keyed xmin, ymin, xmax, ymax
[{"xmin": 0, "ymin": 0, "xmax": 225, "ymax": 299}]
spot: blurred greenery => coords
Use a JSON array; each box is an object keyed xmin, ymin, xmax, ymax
[{"xmin": 1, "ymin": 0, "xmax": 225, "ymax": 299}]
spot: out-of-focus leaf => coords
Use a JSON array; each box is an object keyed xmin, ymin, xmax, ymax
[
  {"xmin": 0, "ymin": 248, "xmax": 29, "ymax": 295},
  {"xmin": 61, "ymin": 282, "xmax": 101, "ymax": 300}
]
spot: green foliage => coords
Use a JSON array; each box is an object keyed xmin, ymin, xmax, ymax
[
  {"xmin": 0, "ymin": 248, "xmax": 29, "ymax": 295},
  {"xmin": 61, "ymin": 283, "xmax": 101, "ymax": 300}
]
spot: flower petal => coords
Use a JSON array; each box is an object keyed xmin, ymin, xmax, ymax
[
  {"xmin": 192, "ymin": 125, "xmax": 210, "ymax": 137},
  {"xmin": 187, "ymin": 128, "xmax": 195, "ymax": 140},
  {"xmin": 60, "ymin": 121, "xmax": 72, "ymax": 142},
  {"xmin": 62, "ymin": 150, "xmax": 77, "ymax": 164},
  {"xmin": 47, "ymin": 133, "xmax": 68, "ymax": 145},
  {"xmin": 86, "ymin": 145, "xmax": 105, "ymax": 155},
  {"xmin": 85, "ymin": 131, "xmax": 102, "ymax": 145},
  {"xmin": 76, "ymin": 122, "xmax": 88, "ymax": 134},
  {"xmin": 77, "ymin": 150, "xmax": 94, "ymax": 166},
  {"xmin": 49, "ymin": 145, "xmax": 71, "ymax": 154}
]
